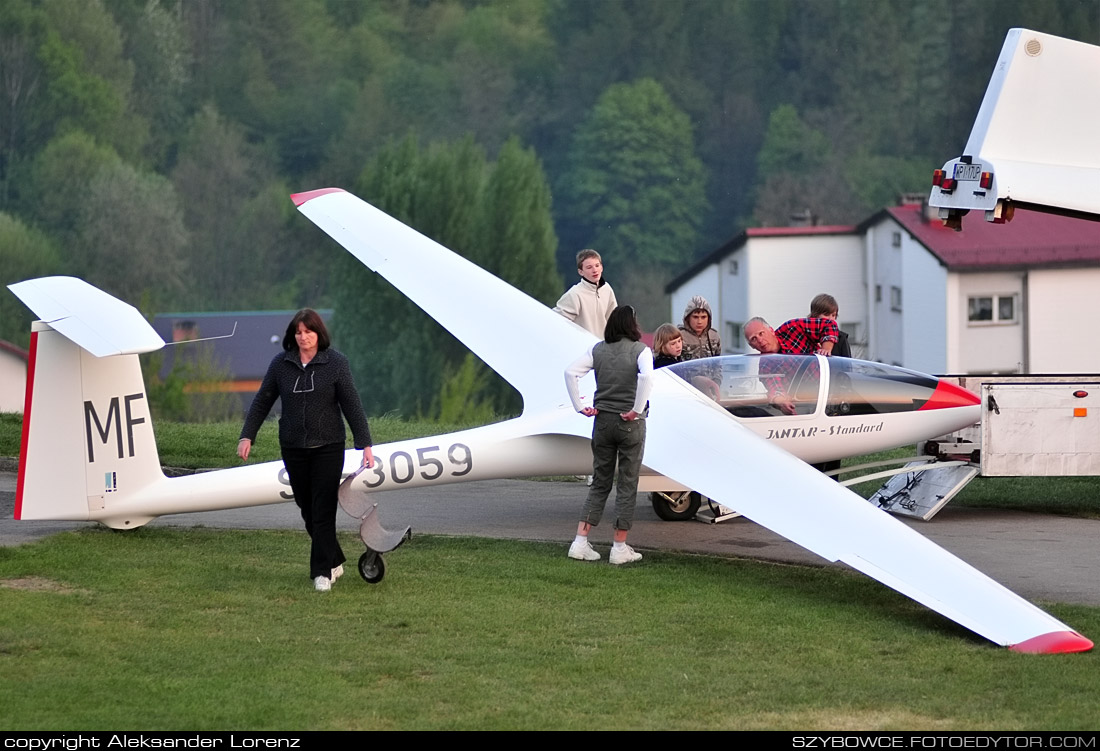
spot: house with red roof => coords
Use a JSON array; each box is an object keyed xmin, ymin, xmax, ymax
[
  {"xmin": 667, "ymin": 202, "xmax": 1100, "ymax": 374},
  {"xmin": 861, "ymin": 203, "xmax": 1100, "ymax": 373},
  {"xmin": 666, "ymin": 224, "xmax": 864, "ymax": 354}
]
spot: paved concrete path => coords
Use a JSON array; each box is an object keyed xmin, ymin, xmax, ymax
[{"xmin": 2, "ymin": 471, "xmax": 1098, "ymax": 605}]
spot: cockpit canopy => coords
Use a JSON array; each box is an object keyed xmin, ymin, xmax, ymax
[{"xmin": 665, "ymin": 355, "xmax": 951, "ymax": 418}]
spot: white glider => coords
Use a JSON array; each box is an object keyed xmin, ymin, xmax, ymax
[
  {"xmin": 293, "ymin": 188, "xmax": 1091, "ymax": 654},
  {"xmin": 8, "ymin": 190, "xmax": 1092, "ymax": 653}
]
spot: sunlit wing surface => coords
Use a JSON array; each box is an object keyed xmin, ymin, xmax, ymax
[
  {"xmin": 8, "ymin": 276, "xmax": 164, "ymax": 357},
  {"xmin": 295, "ymin": 188, "xmax": 1091, "ymax": 653}
]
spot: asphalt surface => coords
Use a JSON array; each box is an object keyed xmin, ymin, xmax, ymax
[{"xmin": 1, "ymin": 469, "xmax": 1098, "ymax": 606}]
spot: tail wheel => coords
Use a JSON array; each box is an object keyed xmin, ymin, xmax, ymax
[
  {"xmin": 650, "ymin": 491, "xmax": 701, "ymax": 521},
  {"xmin": 358, "ymin": 550, "xmax": 386, "ymax": 583}
]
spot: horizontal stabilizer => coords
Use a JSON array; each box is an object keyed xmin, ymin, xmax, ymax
[{"xmin": 8, "ymin": 276, "xmax": 164, "ymax": 357}]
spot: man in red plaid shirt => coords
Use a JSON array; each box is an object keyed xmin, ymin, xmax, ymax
[
  {"xmin": 744, "ymin": 316, "xmax": 839, "ymax": 356},
  {"xmin": 744, "ymin": 316, "xmax": 838, "ymax": 414}
]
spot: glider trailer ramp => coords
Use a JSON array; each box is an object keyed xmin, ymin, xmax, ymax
[{"xmin": 865, "ymin": 376, "xmax": 1100, "ymax": 521}]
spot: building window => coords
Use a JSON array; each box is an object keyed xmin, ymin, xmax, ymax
[
  {"xmin": 892, "ymin": 231, "xmax": 902, "ymax": 248},
  {"xmin": 875, "ymin": 284, "xmax": 882, "ymax": 303},
  {"xmin": 728, "ymin": 259, "xmax": 739, "ymax": 275},
  {"xmin": 727, "ymin": 322, "xmax": 744, "ymax": 351},
  {"xmin": 890, "ymin": 286, "xmax": 902, "ymax": 312},
  {"xmin": 968, "ymin": 295, "xmax": 1018, "ymax": 325}
]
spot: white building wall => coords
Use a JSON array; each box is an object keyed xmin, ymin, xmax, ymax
[
  {"xmin": 0, "ymin": 351, "xmax": 27, "ymax": 413},
  {"xmin": 719, "ymin": 249, "xmax": 749, "ymax": 351},
  {"xmin": 953, "ymin": 271, "xmax": 1025, "ymax": 373},
  {"xmin": 668, "ymin": 234, "xmax": 865, "ymax": 355},
  {"xmin": 744, "ymin": 234, "xmax": 865, "ymax": 350},
  {"xmin": 1027, "ymin": 267, "xmax": 1100, "ymax": 373},
  {"xmin": 900, "ymin": 241, "xmax": 948, "ymax": 373},
  {"xmin": 867, "ymin": 218, "xmax": 947, "ymax": 372},
  {"xmin": 945, "ymin": 274, "xmax": 962, "ymax": 372},
  {"xmin": 869, "ymin": 221, "xmax": 906, "ymax": 366}
]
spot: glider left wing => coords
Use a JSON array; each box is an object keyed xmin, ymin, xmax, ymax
[{"xmin": 295, "ymin": 188, "xmax": 1091, "ymax": 652}]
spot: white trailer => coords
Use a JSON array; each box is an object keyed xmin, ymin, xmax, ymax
[{"xmin": 868, "ymin": 375, "xmax": 1100, "ymax": 519}]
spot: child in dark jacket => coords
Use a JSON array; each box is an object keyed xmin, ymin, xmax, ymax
[{"xmin": 653, "ymin": 324, "xmax": 685, "ymax": 369}]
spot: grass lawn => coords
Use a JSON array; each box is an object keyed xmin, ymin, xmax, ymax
[{"xmin": 1, "ymin": 530, "xmax": 1098, "ymax": 731}]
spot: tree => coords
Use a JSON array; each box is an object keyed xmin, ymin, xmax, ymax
[
  {"xmin": 73, "ymin": 161, "xmax": 189, "ymax": 307},
  {"xmin": 478, "ymin": 136, "xmax": 559, "ymax": 306},
  {"xmin": 756, "ymin": 104, "xmax": 830, "ymax": 178},
  {"xmin": 556, "ymin": 78, "xmax": 709, "ymax": 272},
  {"xmin": 128, "ymin": 0, "xmax": 191, "ymax": 168},
  {"xmin": 331, "ymin": 133, "xmax": 560, "ymax": 417},
  {"xmin": 21, "ymin": 130, "xmax": 121, "ymax": 241},
  {"xmin": 0, "ymin": 212, "xmax": 61, "ymax": 348},
  {"xmin": 170, "ymin": 105, "xmax": 295, "ymax": 310}
]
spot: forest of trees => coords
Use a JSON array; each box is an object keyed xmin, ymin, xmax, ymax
[{"xmin": 1, "ymin": 0, "xmax": 1096, "ymax": 417}]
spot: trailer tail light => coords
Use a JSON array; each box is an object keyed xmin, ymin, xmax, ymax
[
  {"xmin": 940, "ymin": 178, "xmax": 957, "ymax": 194},
  {"xmin": 932, "ymin": 169, "xmax": 945, "ymax": 186},
  {"xmin": 980, "ymin": 171, "xmax": 994, "ymax": 189},
  {"xmin": 1074, "ymin": 408, "xmax": 1087, "ymax": 417}
]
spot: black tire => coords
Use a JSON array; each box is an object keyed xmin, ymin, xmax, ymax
[
  {"xmin": 358, "ymin": 550, "xmax": 386, "ymax": 584},
  {"xmin": 650, "ymin": 491, "xmax": 701, "ymax": 521}
]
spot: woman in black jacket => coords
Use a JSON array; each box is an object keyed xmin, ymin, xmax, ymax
[{"xmin": 238, "ymin": 310, "xmax": 373, "ymax": 592}]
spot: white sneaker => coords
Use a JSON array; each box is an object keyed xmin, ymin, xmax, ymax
[
  {"xmin": 568, "ymin": 539, "xmax": 601, "ymax": 561},
  {"xmin": 331, "ymin": 565, "xmax": 344, "ymax": 582},
  {"xmin": 609, "ymin": 544, "xmax": 642, "ymax": 565},
  {"xmin": 314, "ymin": 575, "xmax": 332, "ymax": 592}
]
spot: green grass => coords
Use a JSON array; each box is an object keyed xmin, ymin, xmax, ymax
[{"xmin": 1, "ymin": 530, "xmax": 1098, "ymax": 730}]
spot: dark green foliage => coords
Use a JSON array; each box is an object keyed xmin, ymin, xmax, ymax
[
  {"xmin": 0, "ymin": 213, "xmax": 61, "ymax": 348},
  {"xmin": 557, "ymin": 78, "xmax": 709, "ymax": 271},
  {"xmin": 331, "ymin": 133, "xmax": 559, "ymax": 417},
  {"xmin": 0, "ymin": 0, "xmax": 1097, "ymax": 356}
]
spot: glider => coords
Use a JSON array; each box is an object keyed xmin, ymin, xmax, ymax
[{"xmin": 8, "ymin": 189, "xmax": 1091, "ymax": 653}]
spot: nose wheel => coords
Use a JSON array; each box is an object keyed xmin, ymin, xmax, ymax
[{"xmin": 358, "ymin": 550, "xmax": 386, "ymax": 583}]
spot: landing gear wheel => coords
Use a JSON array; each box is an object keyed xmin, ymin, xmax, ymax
[
  {"xmin": 358, "ymin": 550, "xmax": 386, "ymax": 583},
  {"xmin": 650, "ymin": 491, "xmax": 702, "ymax": 521}
]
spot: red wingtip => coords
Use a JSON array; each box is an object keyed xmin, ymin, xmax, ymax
[
  {"xmin": 290, "ymin": 188, "xmax": 345, "ymax": 207},
  {"xmin": 1009, "ymin": 631, "xmax": 1094, "ymax": 654}
]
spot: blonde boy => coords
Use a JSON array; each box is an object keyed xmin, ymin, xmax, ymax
[{"xmin": 553, "ymin": 249, "xmax": 617, "ymax": 337}]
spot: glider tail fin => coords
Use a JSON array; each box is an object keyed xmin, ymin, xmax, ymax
[
  {"xmin": 17, "ymin": 322, "xmax": 163, "ymax": 525},
  {"xmin": 10, "ymin": 277, "xmax": 166, "ymax": 527}
]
